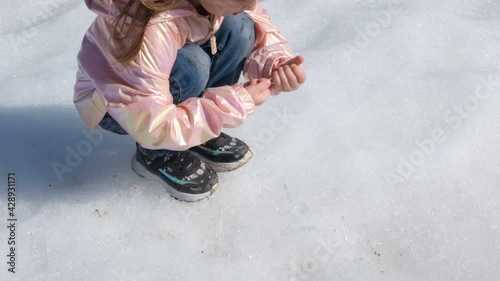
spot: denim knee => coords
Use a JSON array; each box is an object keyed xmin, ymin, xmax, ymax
[
  {"xmin": 169, "ymin": 44, "xmax": 211, "ymax": 104},
  {"xmin": 215, "ymin": 14, "xmax": 255, "ymax": 57}
]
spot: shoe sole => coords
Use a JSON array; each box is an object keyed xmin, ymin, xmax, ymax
[
  {"xmin": 190, "ymin": 150, "xmax": 253, "ymax": 172},
  {"xmin": 130, "ymin": 154, "xmax": 219, "ymax": 202}
]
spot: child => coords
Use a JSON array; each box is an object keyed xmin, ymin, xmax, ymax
[{"xmin": 74, "ymin": 0, "xmax": 306, "ymax": 201}]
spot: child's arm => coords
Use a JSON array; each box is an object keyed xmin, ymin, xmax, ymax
[{"xmin": 243, "ymin": 4, "xmax": 306, "ymax": 94}]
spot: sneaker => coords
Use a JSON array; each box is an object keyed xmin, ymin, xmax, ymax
[
  {"xmin": 131, "ymin": 147, "xmax": 219, "ymax": 202},
  {"xmin": 189, "ymin": 132, "xmax": 253, "ymax": 172}
]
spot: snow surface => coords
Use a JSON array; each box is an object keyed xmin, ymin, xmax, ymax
[{"xmin": 1, "ymin": 0, "xmax": 500, "ymax": 280}]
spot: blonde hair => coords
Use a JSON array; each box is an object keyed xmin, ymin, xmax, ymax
[{"xmin": 112, "ymin": 0, "xmax": 182, "ymax": 64}]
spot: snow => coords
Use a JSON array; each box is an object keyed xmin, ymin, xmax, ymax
[{"xmin": 1, "ymin": 0, "xmax": 500, "ymax": 280}]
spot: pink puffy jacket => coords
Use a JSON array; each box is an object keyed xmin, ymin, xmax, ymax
[{"xmin": 74, "ymin": 0, "xmax": 294, "ymax": 150}]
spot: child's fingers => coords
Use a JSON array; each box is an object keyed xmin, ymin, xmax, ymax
[
  {"xmin": 272, "ymin": 70, "xmax": 282, "ymax": 89},
  {"xmin": 291, "ymin": 55, "xmax": 305, "ymax": 66},
  {"xmin": 283, "ymin": 65, "xmax": 299, "ymax": 89},
  {"xmin": 291, "ymin": 64, "xmax": 307, "ymax": 84},
  {"xmin": 278, "ymin": 67, "xmax": 292, "ymax": 91},
  {"xmin": 260, "ymin": 87, "xmax": 271, "ymax": 97},
  {"xmin": 270, "ymin": 64, "xmax": 306, "ymax": 93},
  {"xmin": 250, "ymin": 79, "xmax": 272, "ymax": 105},
  {"xmin": 254, "ymin": 78, "xmax": 271, "ymax": 91}
]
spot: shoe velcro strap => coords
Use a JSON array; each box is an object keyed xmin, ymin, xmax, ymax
[{"xmin": 149, "ymin": 156, "xmax": 168, "ymax": 171}]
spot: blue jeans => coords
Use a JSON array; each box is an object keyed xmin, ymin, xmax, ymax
[{"xmin": 99, "ymin": 14, "xmax": 255, "ymax": 161}]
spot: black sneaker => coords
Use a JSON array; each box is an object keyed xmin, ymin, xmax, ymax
[
  {"xmin": 189, "ymin": 132, "xmax": 253, "ymax": 172},
  {"xmin": 131, "ymin": 147, "xmax": 219, "ymax": 202}
]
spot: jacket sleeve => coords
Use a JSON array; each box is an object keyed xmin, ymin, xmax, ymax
[
  {"xmin": 84, "ymin": 0, "xmax": 120, "ymax": 18},
  {"xmin": 81, "ymin": 20, "xmax": 255, "ymax": 151},
  {"xmin": 243, "ymin": 4, "xmax": 295, "ymax": 82}
]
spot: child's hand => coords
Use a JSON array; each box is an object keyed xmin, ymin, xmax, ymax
[
  {"xmin": 271, "ymin": 55, "xmax": 307, "ymax": 93},
  {"xmin": 244, "ymin": 78, "xmax": 272, "ymax": 106}
]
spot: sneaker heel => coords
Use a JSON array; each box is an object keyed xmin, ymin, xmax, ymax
[{"xmin": 131, "ymin": 153, "xmax": 152, "ymax": 180}]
